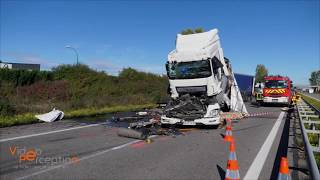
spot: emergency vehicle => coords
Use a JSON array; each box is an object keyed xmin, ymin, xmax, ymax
[{"xmin": 263, "ymin": 76, "xmax": 292, "ymax": 105}]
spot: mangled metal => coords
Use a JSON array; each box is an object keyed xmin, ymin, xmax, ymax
[{"xmin": 164, "ymin": 94, "xmax": 207, "ymax": 121}]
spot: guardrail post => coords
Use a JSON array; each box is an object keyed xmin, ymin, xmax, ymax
[{"xmin": 297, "ymin": 97, "xmax": 320, "ymax": 179}]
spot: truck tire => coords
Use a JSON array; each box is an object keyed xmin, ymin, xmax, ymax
[{"xmin": 161, "ymin": 124, "xmax": 171, "ymax": 128}]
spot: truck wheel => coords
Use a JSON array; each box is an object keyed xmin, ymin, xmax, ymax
[{"xmin": 161, "ymin": 124, "xmax": 170, "ymax": 128}]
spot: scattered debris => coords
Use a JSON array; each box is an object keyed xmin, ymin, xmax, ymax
[
  {"xmin": 111, "ymin": 109, "xmax": 187, "ymax": 140},
  {"xmin": 35, "ymin": 108, "xmax": 64, "ymax": 122},
  {"xmin": 136, "ymin": 111, "xmax": 148, "ymax": 116},
  {"xmin": 116, "ymin": 117, "xmax": 183, "ymax": 139},
  {"xmin": 128, "ymin": 118, "xmax": 160, "ymax": 129},
  {"xmin": 158, "ymin": 103, "xmax": 167, "ymax": 108},
  {"xmin": 129, "ymin": 121, "xmax": 153, "ymax": 128},
  {"xmin": 118, "ymin": 116, "xmax": 143, "ymax": 121},
  {"xmin": 145, "ymin": 138, "xmax": 153, "ymax": 144},
  {"xmin": 117, "ymin": 128, "xmax": 148, "ymax": 140}
]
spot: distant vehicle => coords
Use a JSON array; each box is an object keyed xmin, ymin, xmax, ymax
[
  {"xmin": 263, "ymin": 76, "xmax": 292, "ymax": 105},
  {"xmin": 234, "ymin": 73, "xmax": 255, "ymax": 102}
]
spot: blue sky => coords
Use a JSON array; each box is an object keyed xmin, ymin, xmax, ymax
[{"xmin": 0, "ymin": 0, "xmax": 319, "ymax": 85}]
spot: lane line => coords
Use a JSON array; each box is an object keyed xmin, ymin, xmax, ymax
[
  {"xmin": 243, "ymin": 111, "xmax": 285, "ymax": 180},
  {"xmin": 0, "ymin": 123, "xmax": 104, "ymax": 143},
  {"xmin": 16, "ymin": 135, "xmax": 157, "ymax": 180}
]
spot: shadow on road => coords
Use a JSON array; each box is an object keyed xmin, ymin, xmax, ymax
[
  {"xmin": 250, "ymin": 102, "xmax": 262, "ymax": 108},
  {"xmin": 216, "ymin": 164, "xmax": 225, "ymax": 180}
]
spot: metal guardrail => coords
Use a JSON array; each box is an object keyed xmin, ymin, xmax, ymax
[{"xmin": 297, "ymin": 98, "xmax": 320, "ymax": 179}]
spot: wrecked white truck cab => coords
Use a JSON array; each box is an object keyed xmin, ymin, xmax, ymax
[{"xmin": 161, "ymin": 29, "xmax": 247, "ymax": 126}]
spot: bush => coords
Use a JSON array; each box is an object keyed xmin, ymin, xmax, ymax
[
  {"xmin": 17, "ymin": 80, "xmax": 69, "ymax": 101},
  {"xmin": 0, "ymin": 68, "xmax": 53, "ymax": 86},
  {"xmin": 0, "ymin": 99, "xmax": 15, "ymax": 116},
  {"xmin": 1, "ymin": 64, "xmax": 168, "ymax": 116}
]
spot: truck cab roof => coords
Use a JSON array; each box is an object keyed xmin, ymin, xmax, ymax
[{"xmin": 168, "ymin": 29, "xmax": 221, "ymax": 62}]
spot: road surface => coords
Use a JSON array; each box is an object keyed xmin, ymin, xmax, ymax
[{"xmin": 0, "ymin": 103, "xmax": 287, "ymax": 180}]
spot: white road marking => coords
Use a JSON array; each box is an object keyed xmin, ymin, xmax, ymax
[
  {"xmin": 243, "ymin": 111, "xmax": 285, "ymax": 180},
  {"xmin": 16, "ymin": 135, "xmax": 156, "ymax": 180},
  {"xmin": 0, "ymin": 123, "xmax": 104, "ymax": 143}
]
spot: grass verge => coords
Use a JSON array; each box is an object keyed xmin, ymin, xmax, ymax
[
  {"xmin": 299, "ymin": 93, "xmax": 320, "ymax": 166},
  {"xmin": 0, "ymin": 104, "xmax": 157, "ymax": 128},
  {"xmin": 299, "ymin": 93, "xmax": 320, "ymax": 110}
]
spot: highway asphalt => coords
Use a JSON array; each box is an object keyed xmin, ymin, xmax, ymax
[{"xmin": 0, "ymin": 103, "xmax": 286, "ymax": 180}]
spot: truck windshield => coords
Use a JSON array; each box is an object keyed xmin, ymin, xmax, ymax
[
  {"xmin": 166, "ymin": 60, "xmax": 212, "ymax": 79},
  {"xmin": 265, "ymin": 80, "xmax": 288, "ymax": 88}
]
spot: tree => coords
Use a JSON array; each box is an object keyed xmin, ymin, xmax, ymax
[
  {"xmin": 181, "ymin": 28, "xmax": 194, "ymax": 35},
  {"xmin": 255, "ymin": 64, "xmax": 268, "ymax": 83},
  {"xmin": 194, "ymin": 28, "xmax": 204, "ymax": 33},
  {"xmin": 181, "ymin": 28, "xmax": 204, "ymax": 35},
  {"xmin": 309, "ymin": 70, "xmax": 320, "ymax": 85}
]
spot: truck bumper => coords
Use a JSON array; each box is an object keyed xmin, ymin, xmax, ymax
[
  {"xmin": 263, "ymin": 96, "xmax": 289, "ymax": 104},
  {"xmin": 161, "ymin": 116, "xmax": 221, "ymax": 126}
]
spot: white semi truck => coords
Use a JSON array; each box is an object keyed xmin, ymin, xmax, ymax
[{"xmin": 161, "ymin": 29, "xmax": 247, "ymax": 126}]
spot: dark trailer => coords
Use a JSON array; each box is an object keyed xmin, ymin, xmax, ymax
[{"xmin": 234, "ymin": 73, "xmax": 255, "ymax": 102}]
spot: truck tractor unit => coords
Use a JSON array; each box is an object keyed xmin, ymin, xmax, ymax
[
  {"xmin": 161, "ymin": 29, "xmax": 248, "ymax": 126},
  {"xmin": 262, "ymin": 76, "xmax": 292, "ymax": 105}
]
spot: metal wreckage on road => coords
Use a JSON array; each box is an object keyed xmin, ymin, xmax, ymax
[
  {"xmin": 161, "ymin": 28, "xmax": 248, "ymax": 126},
  {"xmin": 117, "ymin": 111, "xmax": 183, "ymax": 140}
]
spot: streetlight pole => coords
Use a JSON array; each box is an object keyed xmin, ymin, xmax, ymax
[{"xmin": 65, "ymin": 45, "xmax": 79, "ymax": 65}]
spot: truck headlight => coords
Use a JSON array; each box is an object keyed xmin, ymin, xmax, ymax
[{"xmin": 209, "ymin": 110, "xmax": 219, "ymax": 117}]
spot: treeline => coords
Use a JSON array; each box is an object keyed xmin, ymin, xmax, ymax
[{"xmin": 0, "ymin": 64, "xmax": 168, "ymax": 116}]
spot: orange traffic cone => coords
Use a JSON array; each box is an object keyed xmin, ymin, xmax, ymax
[
  {"xmin": 225, "ymin": 141, "xmax": 240, "ymax": 180},
  {"xmin": 278, "ymin": 157, "xmax": 291, "ymax": 180},
  {"xmin": 224, "ymin": 124, "xmax": 234, "ymax": 142},
  {"xmin": 226, "ymin": 118, "xmax": 232, "ymax": 125}
]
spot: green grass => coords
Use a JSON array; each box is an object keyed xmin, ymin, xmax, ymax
[
  {"xmin": 315, "ymin": 152, "xmax": 320, "ymax": 169},
  {"xmin": 304, "ymin": 123, "xmax": 320, "ymax": 131},
  {"xmin": 308, "ymin": 133, "xmax": 319, "ymax": 146},
  {"xmin": 299, "ymin": 93, "xmax": 320, "ymax": 110},
  {"xmin": 299, "ymin": 93, "xmax": 320, "ymax": 167},
  {"xmin": 0, "ymin": 113, "xmax": 38, "ymax": 127},
  {"xmin": 299, "ymin": 93, "xmax": 320, "ymax": 145},
  {"xmin": 0, "ymin": 104, "xmax": 157, "ymax": 128}
]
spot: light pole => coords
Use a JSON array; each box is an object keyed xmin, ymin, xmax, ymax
[{"xmin": 65, "ymin": 45, "xmax": 79, "ymax": 65}]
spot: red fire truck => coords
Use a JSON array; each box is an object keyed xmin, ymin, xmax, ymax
[{"xmin": 263, "ymin": 76, "xmax": 292, "ymax": 105}]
